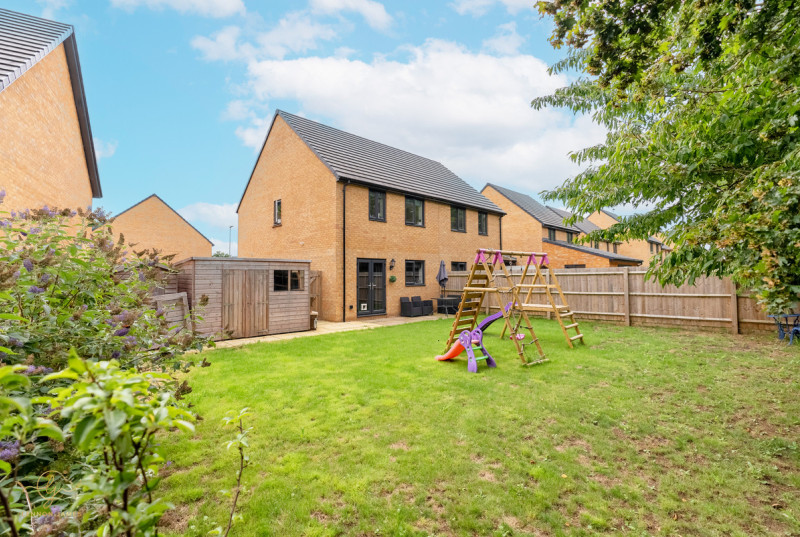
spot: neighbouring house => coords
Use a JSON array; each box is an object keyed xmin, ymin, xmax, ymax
[
  {"xmin": 0, "ymin": 8, "xmax": 101, "ymax": 211},
  {"xmin": 112, "ymin": 194, "xmax": 213, "ymax": 262},
  {"xmin": 481, "ymin": 183, "xmax": 642, "ymax": 268},
  {"xmin": 587, "ymin": 209, "xmax": 670, "ymax": 263},
  {"xmin": 237, "ymin": 110, "xmax": 505, "ymax": 321}
]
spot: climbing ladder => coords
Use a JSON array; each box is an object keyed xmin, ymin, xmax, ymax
[
  {"xmin": 510, "ymin": 252, "xmax": 584, "ymax": 348},
  {"xmin": 444, "ymin": 249, "xmax": 546, "ymax": 365}
]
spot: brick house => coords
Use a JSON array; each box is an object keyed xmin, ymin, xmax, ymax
[
  {"xmin": 113, "ymin": 195, "xmax": 213, "ymax": 262},
  {"xmin": 0, "ymin": 8, "xmax": 101, "ymax": 211},
  {"xmin": 481, "ymin": 183, "xmax": 642, "ymax": 268},
  {"xmin": 237, "ymin": 110, "xmax": 504, "ymax": 321},
  {"xmin": 587, "ymin": 210, "xmax": 669, "ymax": 263}
]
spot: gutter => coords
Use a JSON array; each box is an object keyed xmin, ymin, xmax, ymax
[{"xmin": 342, "ymin": 180, "xmax": 348, "ymax": 322}]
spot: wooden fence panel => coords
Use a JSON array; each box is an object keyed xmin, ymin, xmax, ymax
[{"xmin": 444, "ymin": 267, "xmax": 772, "ymax": 333}]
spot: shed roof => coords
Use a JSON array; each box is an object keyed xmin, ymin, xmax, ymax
[
  {"xmin": 542, "ymin": 238, "xmax": 642, "ymax": 264},
  {"xmin": 115, "ymin": 194, "xmax": 213, "ymax": 246},
  {"xmin": 238, "ymin": 110, "xmax": 503, "ymax": 214},
  {"xmin": 0, "ymin": 8, "xmax": 101, "ymax": 198}
]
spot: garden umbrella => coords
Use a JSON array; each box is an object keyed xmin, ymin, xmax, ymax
[{"xmin": 436, "ymin": 260, "xmax": 448, "ymax": 298}]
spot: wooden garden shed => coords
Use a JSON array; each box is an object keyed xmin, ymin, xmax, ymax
[{"xmin": 175, "ymin": 257, "xmax": 311, "ymax": 340}]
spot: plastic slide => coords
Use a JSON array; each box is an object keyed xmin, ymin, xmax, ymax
[{"xmin": 435, "ymin": 302, "xmax": 512, "ymax": 361}]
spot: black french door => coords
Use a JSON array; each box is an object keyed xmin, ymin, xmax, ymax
[{"xmin": 356, "ymin": 259, "xmax": 386, "ymax": 316}]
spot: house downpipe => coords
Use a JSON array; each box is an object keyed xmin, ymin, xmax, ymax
[{"xmin": 342, "ymin": 180, "xmax": 348, "ymax": 322}]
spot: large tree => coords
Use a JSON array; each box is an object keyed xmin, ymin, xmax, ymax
[{"xmin": 534, "ymin": 0, "xmax": 800, "ymax": 313}]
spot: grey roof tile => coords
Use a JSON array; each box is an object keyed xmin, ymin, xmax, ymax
[
  {"xmin": 0, "ymin": 8, "xmax": 100, "ymax": 198},
  {"xmin": 276, "ymin": 110, "xmax": 503, "ymax": 214},
  {"xmin": 542, "ymin": 238, "xmax": 642, "ymax": 264},
  {"xmin": 484, "ymin": 183, "xmax": 580, "ymax": 231},
  {"xmin": 546, "ymin": 206, "xmax": 602, "ymax": 234}
]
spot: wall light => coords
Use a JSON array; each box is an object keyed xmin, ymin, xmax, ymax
[{"xmin": 390, "ymin": 258, "xmax": 395, "ymax": 270}]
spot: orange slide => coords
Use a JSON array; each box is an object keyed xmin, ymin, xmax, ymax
[{"xmin": 435, "ymin": 341, "xmax": 465, "ymax": 361}]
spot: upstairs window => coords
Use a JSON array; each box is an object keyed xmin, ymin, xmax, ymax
[
  {"xmin": 451, "ymin": 261, "xmax": 467, "ymax": 272},
  {"xmin": 478, "ymin": 212, "xmax": 488, "ymax": 235},
  {"xmin": 650, "ymin": 242, "xmax": 655, "ymax": 253},
  {"xmin": 405, "ymin": 260, "xmax": 425, "ymax": 286},
  {"xmin": 566, "ymin": 232, "xmax": 574, "ymax": 244},
  {"xmin": 405, "ymin": 197, "xmax": 424, "ymax": 227},
  {"xmin": 547, "ymin": 228, "xmax": 556, "ymax": 241},
  {"xmin": 274, "ymin": 199, "xmax": 282, "ymax": 225},
  {"xmin": 613, "ymin": 243, "xmax": 618, "ymax": 253},
  {"xmin": 593, "ymin": 241, "xmax": 600, "ymax": 249},
  {"xmin": 369, "ymin": 190, "xmax": 386, "ymax": 222},
  {"xmin": 451, "ymin": 206, "xmax": 466, "ymax": 232}
]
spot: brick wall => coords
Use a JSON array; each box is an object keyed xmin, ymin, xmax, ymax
[
  {"xmin": 342, "ymin": 186, "xmax": 501, "ymax": 321},
  {"xmin": 481, "ymin": 185, "xmax": 542, "ymax": 253},
  {"xmin": 0, "ymin": 43, "xmax": 93, "ymax": 212},
  {"xmin": 238, "ymin": 116, "xmax": 341, "ymax": 320},
  {"xmin": 543, "ymin": 241, "xmax": 637, "ymax": 268},
  {"xmin": 112, "ymin": 196, "xmax": 212, "ymax": 262},
  {"xmin": 238, "ymin": 116, "xmax": 503, "ymax": 321},
  {"xmin": 587, "ymin": 211, "xmax": 660, "ymax": 263}
]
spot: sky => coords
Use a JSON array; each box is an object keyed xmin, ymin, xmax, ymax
[{"xmin": 6, "ymin": 0, "xmax": 607, "ymax": 255}]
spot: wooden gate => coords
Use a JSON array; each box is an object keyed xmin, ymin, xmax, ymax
[{"xmin": 222, "ymin": 269, "xmax": 269, "ymax": 339}]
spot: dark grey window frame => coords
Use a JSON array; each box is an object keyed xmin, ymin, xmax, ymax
[
  {"xmin": 547, "ymin": 228, "xmax": 556, "ymax": 241},
  {"xmin": 273, "ymin": 199, "xmax": 282, "ymax": 226},
  {"xmin": 405, "ymin": 196, "xmax": 425, "ymax": 227},
  {"xmin": 450, "ymin": 206, "xmax": 466, "ymax": 232},
  {"xmin": 478, "ymin": 212, "xmax": 488, "ymax": 236},
  {"xmin": 566, "ymin": 232, "xmax": 574, "ymax": 244},
  {"xmin": 274, "ymin": 270, "xmax": 289, "ymax": 291},
  {"xmin": 565, "ymin": 264, "xmax": 586, "ymax": 269},
  {"xmin": 405, "ymin": 260, "xmax": 425, "ymax": 286},
  {"xmin": 451, "ymin": 261, "xmax": 467, "ymax": 272},
  {"xmin": 369, "ymin": 189, "xmax": 386, "ymax": 222}
]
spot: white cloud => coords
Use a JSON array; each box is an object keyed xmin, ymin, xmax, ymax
[
  {"xmin": 309, "ymin": 0, "xmax": 392, "ymax": 30},
  {"xmin": 482, "ymin": 21, "xmax": 524, "ymax": 55},
  {"xmin": 111, "ymin": 0, "xmax": 245, "ymax": 18},
  {"xmin": 178, "ymin": 202, "xmax": 238, "ymax": 228},
  {"xmin": 94, "ymin": 138, "xmax": 118, "ymax": 159},
  {"xmin": 209, "ymin": 237, "xmax": 238, "ymax": 256},
  {"xmin": 450, "ymin": 0, "xmax": 533, "ymax": 17},
  {"xmin": 192, "ymin": 13, "xmax": 337, "ymax": 61},
  {"xmin": 256, "ymin": 12, "xmax": 338, "ymax": 59},
  {"xmin": 36, "ymin": 0, "xmax": 70, "ymax": 19},
  {"xmin": 225, "ymin": 39, "xmax": 606, "ymax": 192}
]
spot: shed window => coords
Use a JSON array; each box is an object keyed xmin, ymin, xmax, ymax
[
  {"xmin": 274, "ymin": 199, "xmax": 282, "ymax": 225},
  {"xmin": 274, "ymin": 270, "xmax": 289, "ymax": 291},
  {"xmin": 451, "ymin": 261, "xmax": 467, "ymax": 272},
  {"xmin": 290, "ymin": 270, "xmax": 304, "ymax": 291},
  {"xmin": 547, "ymin": 228, "xmax": 556, "ymax": 241},
  {"xmin": 405, "ymin": 260, "xmax": 425, "ymax": 286},
  {"xmin": 478, "ymin": 212, "xmax": 488, "ymax": 235},
  {"xmin": 451, "ymin": 206, "xmax": 466, "ymax": 232},
  {"xmin": 405, "ymin": 197, "xmax": 424, "ymax": 227},
  {"xmin": 369, "ymin": 190, "xmax": 386, "ymax": 222}
]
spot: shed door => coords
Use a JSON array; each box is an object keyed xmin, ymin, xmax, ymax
[{"xmin": 223, "ymin": 269, "xmax": 269, "ymax": 339}]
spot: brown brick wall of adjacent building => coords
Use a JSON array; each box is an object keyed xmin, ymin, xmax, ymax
[
  {"xmin": 238, "ymin": 116, "xmax": 502, "ymax": 322},
  {"xmin": 587, "ymin": 211, "xmax": 660, "ymax": 263},
  {"xmin": 237, "ymin": 116, "xmax": 341, "ymax": 320},
  {"xmin": 0, "ymin": 43, "xmax": 93, "ymax": 212},
  {"xmin": 112, "ymin": 196, "xmax": 212, "ymax": 263}
]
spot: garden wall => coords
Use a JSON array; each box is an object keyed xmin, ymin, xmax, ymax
[{"xmin": 444, "ymin": 267, "xmax": 772, "ymax": 334}]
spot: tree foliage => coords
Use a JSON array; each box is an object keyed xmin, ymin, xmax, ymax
[{"xmin": 534, "ymin": 0, "xmax": 800, "ymax": 313}]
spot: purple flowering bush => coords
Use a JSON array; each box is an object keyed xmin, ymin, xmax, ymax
[{"xmin": 0, "ymin": 200, "xmax": 213, "ymax": 535}]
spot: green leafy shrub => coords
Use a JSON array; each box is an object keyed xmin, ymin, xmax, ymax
[{"xmin": 0, "ymin": 198, "xmax": 212, "ymax": 535}]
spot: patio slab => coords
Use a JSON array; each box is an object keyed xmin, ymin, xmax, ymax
[{"xmin": 213, "ymin": 314, "xmax": 447, "ymax": 349}]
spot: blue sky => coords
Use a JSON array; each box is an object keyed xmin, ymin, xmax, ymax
[{"xmin": 7, "ymin": 0, "xmax": 606, "ymax": 254}]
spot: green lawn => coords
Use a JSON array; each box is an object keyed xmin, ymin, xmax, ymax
[{"xmin": 160, "ymin": 318, "xmax": 800, "ymax": 536}]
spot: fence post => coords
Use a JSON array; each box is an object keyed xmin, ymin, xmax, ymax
[
  {"xmin": 729, "ymin": 278, "xmax": 739, "ymax": 335},
  {"xmin": 546, "ymin": 269, "xmax": 552, "ymax": 320},
  {"xmin": 623, "ymin": 267, "xmax": 631, "ymax": 326}
]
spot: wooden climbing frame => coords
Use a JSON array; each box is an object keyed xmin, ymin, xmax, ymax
[{"xmin": 443, "ymin": 249, "xmax": 584, "ymax": 365}]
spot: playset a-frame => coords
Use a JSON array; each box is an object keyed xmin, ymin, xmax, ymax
[{"xmin": 438, "ymin": 248, "xmax": 583, "ymax": 371}]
